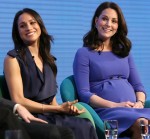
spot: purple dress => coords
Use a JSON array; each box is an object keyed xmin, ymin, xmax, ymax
[{"xmin": 73, "ymin": 47, "xmax": 150, "ymax": 136}]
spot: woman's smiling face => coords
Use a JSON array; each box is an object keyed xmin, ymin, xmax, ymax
[
  {"xmin": 95, "ymin": 8, "xmax": 118, "ymax": 41},
  {"xmin": 17, "ymin": 12, "xmax": 41, "ymax": 45}
]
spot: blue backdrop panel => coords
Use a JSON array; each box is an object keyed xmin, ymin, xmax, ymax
[{"xmin": 0, "ymin": 0, "xmax": 150, "ymax": 103}]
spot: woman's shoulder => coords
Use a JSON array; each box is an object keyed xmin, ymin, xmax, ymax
[
  {"xmin": 76, "ymin": 47, "xmax": 90, "ymax": 55},
  {"xmin": 4, "ymin": 49, "xmax": 18, "ymax": 63},
  {"xmin": 4, "ymin": 50, "xmax": 20, "ymax": 70},
  {"xmin": 74, "ymin": 47, "xmax": 91, "ymax": 61},
  {"xmin": 7, "ymin": 49, "xmax": 18, "ymax": 58}
]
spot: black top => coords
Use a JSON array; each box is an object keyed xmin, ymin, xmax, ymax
[{"xmin": 7, "ymin": 48, "xmax": 57, "ymax": 103}]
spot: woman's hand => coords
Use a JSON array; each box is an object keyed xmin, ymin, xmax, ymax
[
  {"xmin": 117, "ymin": 101, "xmax": 144, "ymax": 108},
  {"xmin": 17, "ymin": 104, "xmax": 48, "ymax": 123},
  {"xmin": 117, "ymin": 101, "xmax": 135, "ymax": 108},
  {"xmin": 133, "ymin": 101, "xmax": 144, "ymax": 108},
  {"xmin": 59, "ymin": 100, "xmax": 85, "ymax": 115}
]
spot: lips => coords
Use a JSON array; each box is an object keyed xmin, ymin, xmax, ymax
[
  {"xmin": 26, "ymin": 31, "xmax": 35, "ymax": 36},
  {"xmin": 103, "ymin": 27, "xmax": 112, "ymax": 32}
]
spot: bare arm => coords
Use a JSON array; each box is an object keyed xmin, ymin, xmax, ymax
[
  {"xmin": 16, "ymin": 104, "xmax": 48, "ymax": 123},
  {"xmin": 90, "ymin": 94, "xmax": 135, "ymax": 108},
  {"xmin": 4, "ymin": 56, "xmax": 56, "ymax": 113},
  {"xmin": 136, "ymin": 92, "xmax": 146, "ymax": 103},
  {"xmin": 4, "ymin": 56, "xmax": 84, "ymax": 115},
  {"xmin": 133, "ymin": 92, "xmax": 146, "ymax": 108}
]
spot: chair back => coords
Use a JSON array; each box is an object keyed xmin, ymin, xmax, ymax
[
  {"xmin": 0, "ymin": 75, "xmax": 10, "ymax": 99},
  {"xmin": 60, "ymin": 75, "xmax": 78, "ymax": 102},
  {"xmin": 60, "ymin": 75, "xmax": 105, "ymax": 139}
]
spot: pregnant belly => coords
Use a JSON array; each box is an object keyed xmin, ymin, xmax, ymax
[{"xmin": 90, "ymin": 79, "xmax": 136, "ymax": 103}]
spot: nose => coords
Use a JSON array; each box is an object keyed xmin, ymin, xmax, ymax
[
  {"xmin": 106, "ymin": 20, "xmax": 111, "ymax": 26},
  {"xmin": 26, "ymin": 23, "xmax": 32, "ymax": 30}
]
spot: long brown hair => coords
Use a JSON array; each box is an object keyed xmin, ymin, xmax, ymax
[
  {"xmin": 12, "ymin": 8, "xmax": 57, "ymax": 76},
  {"xmin": 83, "ymin": 2, "xmax": 131, "ymax": 57}
]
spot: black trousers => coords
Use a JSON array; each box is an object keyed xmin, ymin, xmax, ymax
[
  {"xmin": 22, "ymin": 121, "xmax": 75, "ymax": 139},
  {"xmin": 0, "ymin": 107, "xmax": 75, "ymax": 139}
]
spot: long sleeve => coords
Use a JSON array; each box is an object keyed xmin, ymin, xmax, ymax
[
  {"xmin": 73, "ymin": 48, "xmax": 94, "ymax": 104},
  {"xmin": 128, "ymin": 54, "xmax": 146, "ymax": 94},
  {"xmin": 0, "ymin": 98, "xmax": 15, "ymax": 110}
]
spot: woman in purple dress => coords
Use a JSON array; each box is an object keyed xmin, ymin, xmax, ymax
[
  {"xmin": 4, "ymin": 8, "xmax": 98, "ymax": 139},
  {"xmin": 73, "ymin": 2, "xmax": 150, "ymax": 139}
]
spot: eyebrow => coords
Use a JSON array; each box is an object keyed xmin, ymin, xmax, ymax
[
  {"xmin": 101, "ymin": 15, "xmax": 118, "ymax": 20},
  {"xmin": 18, "ymin": 19, "xmax": 35, "ymax": 25}
]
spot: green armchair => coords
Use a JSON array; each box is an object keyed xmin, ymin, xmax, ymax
[
  {"xmin": 60, "ymin": 75, "xmax": 105, "ymax": 139},
  {"xmin": 0, "ymin": 75, "xmax": 10, "ymax": 99},
  {"xmin": 60, "ymin": 75, "xmax": 150, "ymax": 139}
]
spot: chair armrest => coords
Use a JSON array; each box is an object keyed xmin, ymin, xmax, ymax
[
  {"xmin": 79, "ymin": 102, "xmax": 105, "ymax": 138},
  {"xmin": 144, "ymin": 100, "xmax": 150, "ymax": 108},
  {"xmin": 74, "ymin": 103, "xmax": 95, "ymax": 127}
]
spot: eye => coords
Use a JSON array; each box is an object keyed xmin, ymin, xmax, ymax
[
  {"xmin": 102, "ymin": 17, "xmax": 108, "ymax": 21},
  {"xmin": 19, "ymin": 24, "xmax": 26, "ymax": 28},
  {"xmin": 112, "ymin": 19, "xmax": 118, "ymax": 24},
  {"xmin": 30, "ymin": 21, "xmax": 37, "ymax": 25}
]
